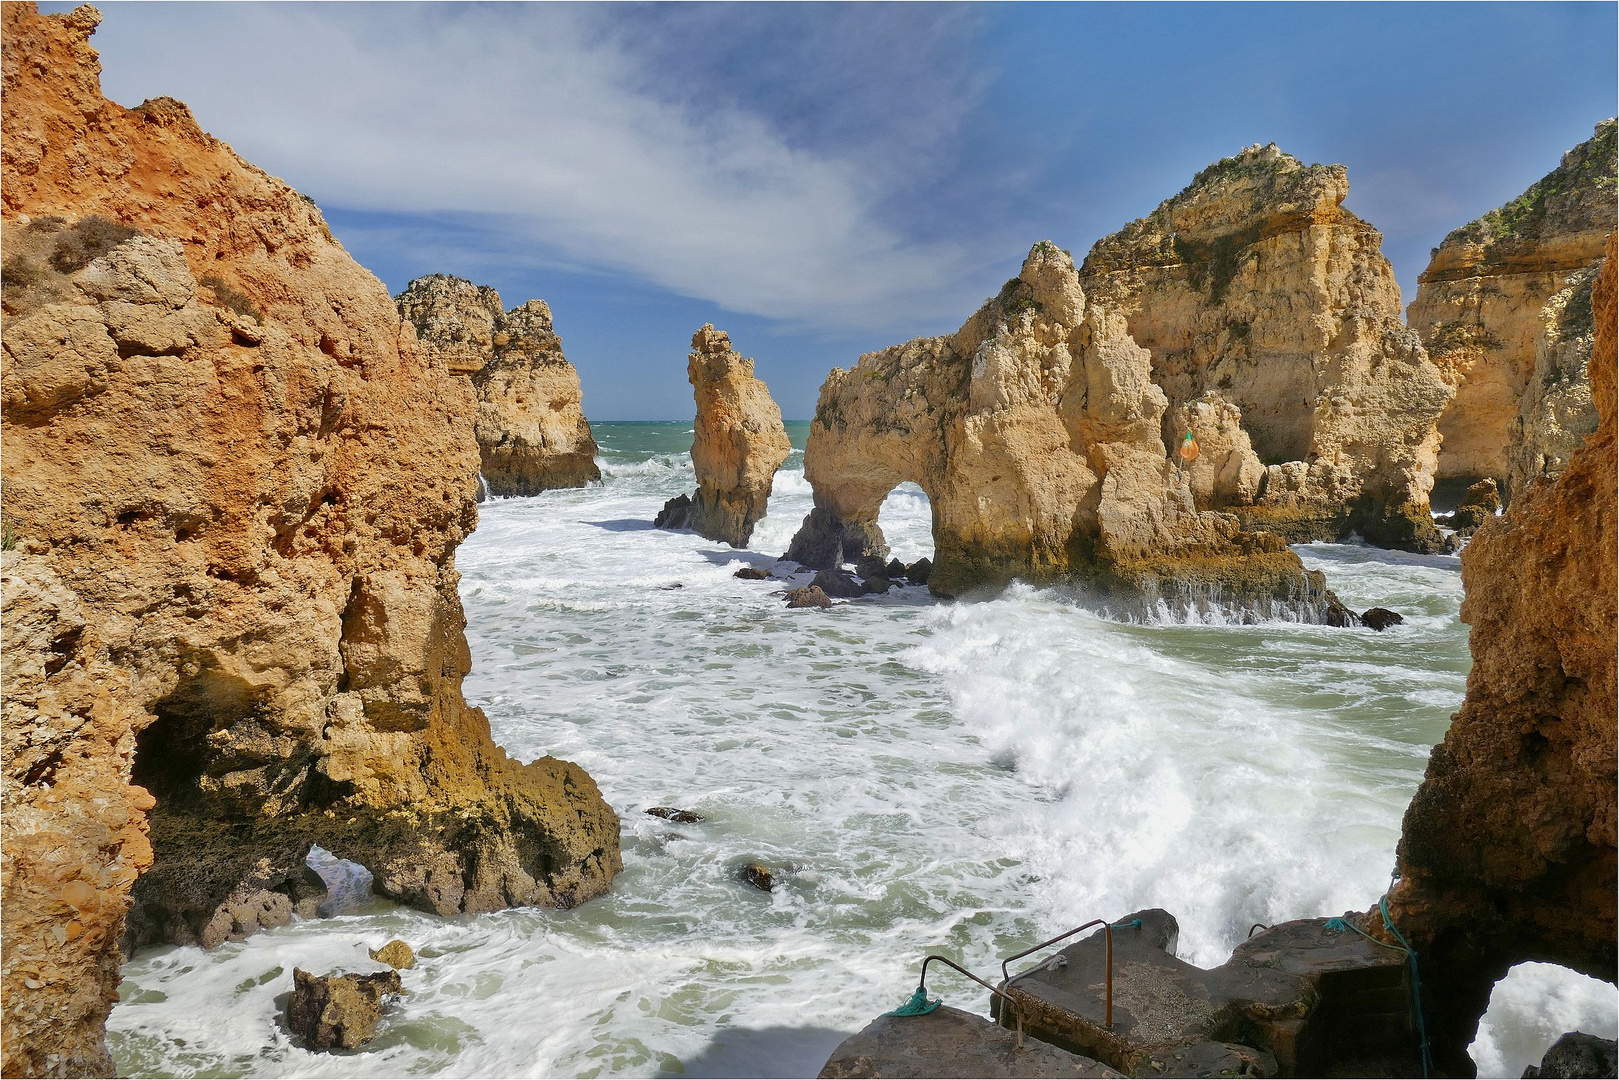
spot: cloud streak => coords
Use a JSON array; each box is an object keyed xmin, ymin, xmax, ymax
[{"xmin": 84, "ymin": 3, "xmax": 990, "ymax": 330}]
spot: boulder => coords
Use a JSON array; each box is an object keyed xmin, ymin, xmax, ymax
[
  {"xmin": 784, "ymin": 586, "xmax": 833, "ymax": 610},
  {"xmin": 906, "ymin": 558, "xmax": 934, "ymax": 586},
  {"xmin": 1449, "ymin": 478, "xmax": 1501, "ymax": 533},
  {"xmin": 645, "ymin": 807, "xmax": 703, "ymax": 823},
  {"xmin": 656, "ymin": 326, "xmax": 792, "ymax": 547},
  {"xmin": 397, "ymin": 276, "xmax": 601, "ymax": 497},
  {"xmin": 1522, "ymin": 1032, "xmax": 1619, "ymax": 1079},
  {"xmin": 855, "ymin": 555, "xmax": 891, "ymax": 581},
  {"xmin": 1409, "ymin": 120, "xmax": 1614, "ymax": 502},
  {"xmin": 654, "ymin": 492, "xmax": 693, "ymax": 529},
  {"xmin": 1361, "ymin": 608, "xmax": 1404, "ymax": 631},
  {"xmin": 286, "ymin": 968, "xmax": 402, "ymax": 1051},
  {"xmin": 368, "ymin": 940, "xmax": 415, "ymax": 971},
  {"xmin": 812, "ymin": 568, "xmax": 866, "ymax": 599},
  {"xmin": 733, "ymin": 566, "xmax": 772, "ymax": 580},
  {"xmin": 885, "ymin": 558, "xmax": 908, "ymax": 580}
]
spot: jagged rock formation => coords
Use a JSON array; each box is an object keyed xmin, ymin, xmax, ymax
[
  {"xmin": 285, "ymin": 968, "xmax": 402, "ymax": 1051},
  {"xmin": 1409, "ymin": 120, "xmax": 1616, "ymax": 503},
  {"xmin": 655, "ymin": 325, "xmax": 791, "ymax": 547},
  {"xmin": 0, "ymin": 7, "xmax": 621, "ymax": 1076},
  {"xmin": 1080, "ymin": 144, "xmax": 1453, "ymax": 552},
  {"xmin": 1388, "ymin": 234, "xmax": 1616, "ymax": 1077},
  {"xmin": 396, "ymin": 274, "xmax": 600, "ymax": 497},
  {"xmin": 786, "ymin": 240, "xmax": 1345, "ymax": 619}
]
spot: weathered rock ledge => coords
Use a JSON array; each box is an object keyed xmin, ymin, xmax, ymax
[
  {"xmin": 1388, "ymin": 233, "xmax": 1616, "ymax": 1077},
  {"xmin": 1408, "ymin": 119, "xmax": 1615, "ymax": 501},
  {"xmin": 396, "ymin": 274, "xmax": 601, "ymax": 497},
  {"xmin": 1081, "ymin": 144, "xmax": 1453, "ymax": 552},
  {"xmin": 655, "ymin": 325, "xmax": 791, "ymax": 547},
  {"xmin": 787, "ymin": 241, "xmax": 1346, "ymax": 621},
  {"xmin": 0, "ymin": 7, "xmax": 620, "ymax": 1076}
]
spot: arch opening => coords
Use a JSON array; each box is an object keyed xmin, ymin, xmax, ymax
[{"xmin": 1468, "ymin": 962, "xmax": 1617, "ymax": 1078}]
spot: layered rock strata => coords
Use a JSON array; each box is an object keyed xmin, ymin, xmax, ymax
[
  {"xmin": 1408, "ymin": 120, "xmax": 1616, "ymax": 502},
  {"xmin": 1080, "ymin": 144, "xmax": 1453, "ymax": 551},
  {"xmin": 1388, "ymin": 234, "xmax": 1616, "ymax": 1077},
  {"xmin": 396, "ymin": 274, "xmax": 600, "ymax": 497},
  {"xmin": 655, "ymin": 325, "xmax": 791, "ymax": 547},
  {"xmin": 786, "ymin": 241, "xmax": 1344, "ymax": 619},
  {"xmin": 0, "ymin": 7, "xmax": 620, "ymax": 1076}
]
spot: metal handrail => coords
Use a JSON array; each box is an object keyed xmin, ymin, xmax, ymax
[
  {"xmin": 999, "ymin": 918, "xmax": 1127, "ymax": 1029},
  {"xmin": 918, "ymin": 954, "xmax": 1027, "ymax": 1050}
]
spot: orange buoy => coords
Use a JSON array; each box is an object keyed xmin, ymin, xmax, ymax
[{"xmin": 1179, "ymin": 430, "xmax": 1200, "ymax": 463}]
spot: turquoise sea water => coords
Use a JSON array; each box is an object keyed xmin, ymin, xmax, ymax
[{"xmin": 107, "ymin": 422, "xmax": 1615, "ymax": 1079}]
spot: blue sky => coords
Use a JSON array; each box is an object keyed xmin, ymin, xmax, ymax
[{"xmin": 64, "ymin": 2, "xmax": 1617, "ymax": 420}]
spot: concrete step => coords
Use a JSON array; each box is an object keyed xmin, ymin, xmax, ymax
[{"xmin": 819, "ymin": 1004, "xmax": 1123, "ymax": 1078}]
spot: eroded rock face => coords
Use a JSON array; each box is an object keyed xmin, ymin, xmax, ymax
[
  {"xmin": 286, "ymin": 968, "xmax": 402, "ymax": 1051},
  {"xmin": 0, "ymin": 7, "xmax": 620, "ymax": 1075},
  {"xmin": 396, "ymin": 274, "xmax": 601, "ymax": 497},
  {"xmin": 1388, "ymin": 234, "xmax": 1616, "ymax": 1077},
  {"xmin": 1080, "ymin": 144, "xmax": 1453, "ymax": 552},
  {"xmin": 655, "ymin": 325, "xmax": 791, "ymax": 547},
  {"xmin": 787, "ymin": 241, "xmax": 1341, "ymax": 619},
  {"xmin": 1409, "ymin": 120, "xmax": 1616, "ymax": 502}
]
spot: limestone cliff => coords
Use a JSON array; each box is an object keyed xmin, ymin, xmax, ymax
[
  {"xmin": 1408, "ymin": 120, "xmax": 1616, "ymax": 502},
  {"xmin": 0, "ymin": 7, "xmax": 620, "ymax": 1076},
  {"xmin": 396, "ymin": 274, "xmax": 600, "ymax": 498},
  {"xmin": 655, "ymin": 325, "xmax": 791, "ymax": 547},
  {"xmin": 787, "ymin": 241, "xmax": 1344, "ymax": 620},
  {"xmin": 1388, "ymin": 234, "xmax": 1616, "ymax": 1076},
  {"xmin": 1081, "ymin": 145, "xmax": 1453, "ymax": 552}
]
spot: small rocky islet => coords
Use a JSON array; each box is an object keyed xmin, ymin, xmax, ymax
[{"xmin": 0, "ymin": 5, "xmax": 1613, "ymax": 1078}]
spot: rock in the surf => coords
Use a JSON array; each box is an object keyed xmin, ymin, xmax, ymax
[
  {"xmin": 885, "ymin": 558, "xmax": 908, "ymax": 581},
  {"xmin": 1360, "ymin": 608, "xmax": 1404, "ymax": 631},
  {"xmin": 785, "ymin": 586, "xmax": 834, "ymax": 610},
  {"xmin": 1522, "ymin": 1032, "xmax": 1619, "ymax": 1079},
  {"xmin": 1448, "ymin": 478, "xmax": 1500, "ymax": 533},
  {"xmin": 368, "ymin": 940, "xmax": 416, "ymax": 970},
  {"xmin": 740, "ymin": 863, "xmax": 776, "ymax": 892},
  {"xmin": 286, "ymin": 968, "xmax": 403, "ymax": 1050},
  {"xmin": 733, "ymin": 566, "xmax": 773, "ymax": 580},
  {"xmin": 906, "ymin": 558, "xmax": 934, "ymax": 586},
  {"xmin": 812, "ymin": 568, "xmax": 866, "ymax": 599},
  {"xmin": 645, "ymin": 807, "xmax": 704, "ymax": 823}
]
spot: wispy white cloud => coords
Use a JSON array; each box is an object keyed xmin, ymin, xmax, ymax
[{"xmin": 83, "ymin": 3, "xmax": 993, "ymax": 330}]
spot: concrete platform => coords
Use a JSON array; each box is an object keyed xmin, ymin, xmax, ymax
[
  {"xmin": 994, "ymin": 909, "xmax": 1423, "ymax": 1077},
  {"xmin": 818, "ymin": 1004, "xmax": 1123, "ymax": 1078}
]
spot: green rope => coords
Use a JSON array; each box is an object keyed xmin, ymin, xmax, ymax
[
  {"xmin": 1322, "ymin": 901, "xmax": 1434, "ymax": 1078},
  {"xmin": 884, "ymin": 985, "xmax": 940, "ymax": 1017}
]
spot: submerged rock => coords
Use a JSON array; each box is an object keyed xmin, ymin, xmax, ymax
[
  {"xmin": 784, "ymin": 586, "xmax": 833, "ymax": 610},
  {"xmin": 656, "ymin": 325, "xmax": 792, "ymax": 547},
  {"xmin": 739, "ymin": 863, "xmax": 775, "ymax": 892},
  {"xmin": 1522, "ymin": 1032, "xmax": 1619, "ymax": 1079},
  {"xmin": 368, "ymin": 940, "xmax": 416, "ymax": 971},
  {"xmin": 1360, "ymin": 608, "xmax": 1404, "ymax": 631},
  {"xmin": 1409, "ymin": 120, "xmax": 1614, "ymax": 502},
  {"xmin": 645, "ymin": 807, "xmax": 704, "ymax": 823},
  {"xmin": 1388, "ymin": 235, "xmax": 1616, "ymax": 1077},
  {"xmin": 286, "ymin": 968, "xmax": 403, "ymax": 1051},
  {"xmin": 397, "ymin": 276, "xmax": 601, "ymax": 497}
]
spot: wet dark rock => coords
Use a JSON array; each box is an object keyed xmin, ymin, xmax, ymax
[
  {"xmin": 733, "ymin": 567, "xmax": 772, "ymax": 580},
  {"xmin": 740, "ymin": 862, "xmax": 775, "ymax": 892},
  {"xmin": 1361, "ymin": 607, "xmax": 1404, "ymax": 631},
  {"xmin": 785, "ymin": 586, "xmax": 833, "ymax": 609},
  {"xmin": 1449, "ymin": 478, "xmax": 1502, "ymax": 534},
  {"xmin": 368, "ymin": 940, "xmax": 415, "ymax": 970},
  {"xmin": 1324, "ymin": 597, "xmax": 1361, "ymax": 627},
  {"xmin": 286, "ymin": 968, "xmax": 402, "ymax": 1051},
  {"xmin": 819, "ymin": 1005, "xmax": 1121, "ymax": 1078},
  {"xmin": 861, "ymin": 576, "xmax": 892, "ymax": 595},
  {"xmin": 885, "ymin": 558, "xmax": 908, "ymax": 580},
  {"xmin": 659, "ymin": 582, "xmax": 685, "ymax": 590},
  {"xmin": 812, "ymin": 568, "xmax": 865, "ymax": 599},
  {"xmin": 654, "ymin": 492, "xmax": 693, "ymax": 529},
  {"xmin": 855, "ymin": 555, "xmax": 890, "ymax": 581},
  {"xmin": 906, "ymin": 557, "xmax": 933, "ymax": 585},
  {"xmin": 1523, "ymin": 1032, "xmax": 1618, "ymax": 1078},
  {"xmin": 645, "ymin": 807, "xmax": 704, "ymax": 823}
]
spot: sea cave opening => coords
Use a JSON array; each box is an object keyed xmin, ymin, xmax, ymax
[
  {"xmin": 873, "ymin": 482, "xmax": 934, "ymax": 569},
  {"xmin": 1468, "ymin": 961, "xmax": 1618, "ymax": 1077}
]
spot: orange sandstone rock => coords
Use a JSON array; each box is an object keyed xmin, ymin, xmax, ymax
[
  {"xmin": 0, "ymin": 6, "xmax": 620, "ymax": 1076},
  {"xmin": 1389, "ymin": 232, "xmax": 1616, "ymax": 1076}
]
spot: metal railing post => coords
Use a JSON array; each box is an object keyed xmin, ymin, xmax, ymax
[
  {"xmin": 917, "ymin": 954, "xmax": 1028, "ymax": 1050},
  {"xmin": 999, "ymin": 918, "xmax": 1127, "ymax": 1030}
]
